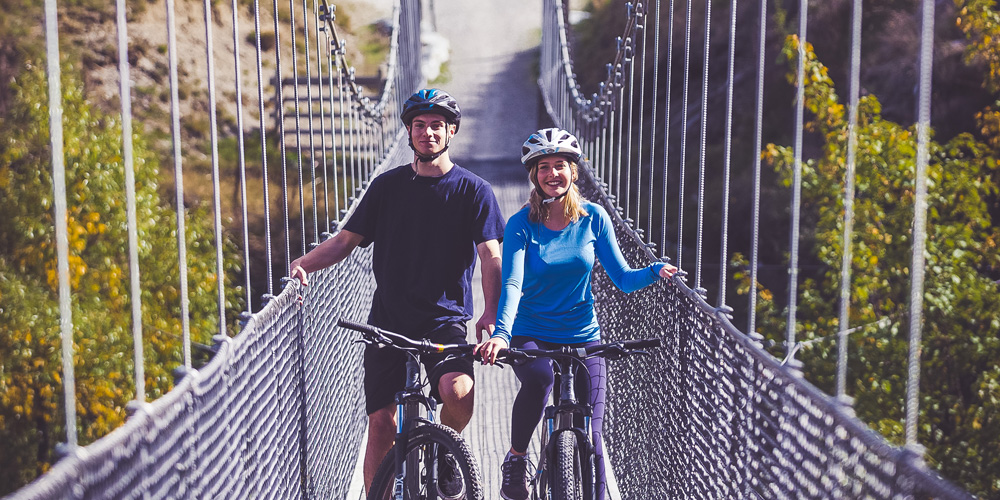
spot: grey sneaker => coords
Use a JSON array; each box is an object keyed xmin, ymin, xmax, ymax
[
  {"xmin": 437, "ymin": 452, "xmax": 465, "ymax": 499},
  {"xmin": 500, "ymin": 454, "xmax": 530, "ymax": 500}
]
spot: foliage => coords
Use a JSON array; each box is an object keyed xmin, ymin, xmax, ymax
[
  {"xmin": 958, "ymin": 0, "xmax": 1000, "ymax": 95},
  {"xmin": 743, "ymin": 34, "xmax": 1000, "ymax": 497},
  {"xmin": 0, "ymin": 63, "xmax": 245, "ymax": 494}
]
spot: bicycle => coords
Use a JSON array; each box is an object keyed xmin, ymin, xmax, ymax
[
  {"xmin": 337, "ymin": 318, "xmax": 484, "ymax": 500},
  {"xmin": 495, "ymin": 338, "xmax": 661, "ymax": 500}
]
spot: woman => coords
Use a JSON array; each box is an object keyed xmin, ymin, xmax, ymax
[{"xmin": 476, "ymin": 128, "xmax": 677, "ymax": 500}]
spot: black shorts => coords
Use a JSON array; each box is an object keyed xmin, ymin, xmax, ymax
[{"xmin": 363, "ymin": 322, "xmax": 475, "ymax": 415}]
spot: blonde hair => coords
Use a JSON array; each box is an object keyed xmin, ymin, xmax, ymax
[{"xmin": 526, "ymin": 160, "xmax": 588, "ymax": 224}]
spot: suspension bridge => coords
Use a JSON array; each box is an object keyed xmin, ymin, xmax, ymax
[{"xmin": 4, "ymin": 0, "xmax": 987, "ymax": 498}]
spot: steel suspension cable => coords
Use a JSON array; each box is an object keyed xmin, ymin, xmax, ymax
[
  {"xmin": 600, "ymin": 93, "xmax": 608, "ymax": 185},
  {"xmin": 597, "ymin": 81, "xmax": 606, "ymax": 183},
  {"xmin": 337, "ymin": 51, "xmax": 348, "ymax": 221},
  {"xmin": 647, "ymin": 0, "xmax": 661, "ymax": 243},
  {"xmin": 787, "ymin": 0, "xmax": 808, "ymax": 358},
  {"xmin": 115, "ymin": 0, "xmax": 145, "ymax": 401},
  {"xmin": 615, "ymin": 59, "xmax": 625, "ymax": 205},
  {"xmin": 231, "ymin": 0, "xmax": 253, "ymax": 310},
  {"xmin": 324, "ymin": 38, "xmax": 340, "ymax": 227},
  {"xmin": 677, "ymin": 0, "xmax": 693, "ymax": 269},
  {"xmin": 44, "ymin": 0, "xmax": 78, "ymax": 448},
  {"xmin": 359, "ymin": 92, "xmax": 368, "ymax": 188},
  {"xmin": 166, "ymin": 0, "xmax": 192, "ymax": 367},
  {"xmin": 718, "ymin": 0, "xmax": 737, "ymax": 307},
  {"xmin": 202, "ymin": 0, "xmax": 227, "ymax": 338},
  {"xmin": 253, "ymin": 0, "xmax": 274, "ymax": 297},
  {"xmin": 314, "ymin": 0, "xmax": 331, "ymax": 236},
  {"xmin": 906, "ymin": 0, "xmax": 935, "ymax": 449},
  {"xmin": 694, "ymin": 0, "xmax": 713, "ymax": 290},
  {"xmin": 625, "ymin": 25, "xmax": 637, "ymax": 219},
  {"xmin": 348, "ymin": 78, "xmax": 358, "ymax": 200},
  {"xmin": 635, "ymin": 3, "xmax": 648, "ymax": 232},
  {"xmin": 286, "ymin": 0, "xmax": 306, "ymax": 258},
  {"xmin": 748, "ymin": 0, "xmax": 767, "ymax": 335},
  {"xmin": 272, "ymin": 0, "xmax": 292, "ymax": 281},
  {"xmin": 364, "ymin": 105, "xmax": 374, "ymax": 185},
  {"xmin": 302, "ymin": 0, "xmax": 319, "ymax": 245},
  {"xmin": 661, "ymin": 0, "xmax": 676, "ymax": 257},
  {"xmin": 837, "ymin": 0, "xmax": 863, "ymax": 400}
]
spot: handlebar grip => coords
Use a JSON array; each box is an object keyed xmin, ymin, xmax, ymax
[
  {"xmin": 337, "ymin": 318, "xmax": 381, "ymax": 336},
  {"xmin": 622, "ymin": 338, "xmax": 662, "ymax": 350}
]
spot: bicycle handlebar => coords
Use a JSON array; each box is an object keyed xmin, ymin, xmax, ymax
[
  {"xmin": 496, "ymin": 338, "xmax": 662, "ymax": 365},
  {"xmin": 337, "ymin": 318, "xmax": 475, "ymax": 357},
  {"xmin": 339, "ymin": 318, "xmax": 661, "ymax": 366}
]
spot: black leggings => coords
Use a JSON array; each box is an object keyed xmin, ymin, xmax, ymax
[{"xmin": 509, "ymin": 337, "xmax": 608, "ymax": 500}]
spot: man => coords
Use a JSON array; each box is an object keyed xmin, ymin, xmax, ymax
[{"xmin": 289, "ymin": 89, "xmax": 504, "ymax": 497}]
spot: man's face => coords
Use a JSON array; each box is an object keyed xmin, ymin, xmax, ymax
[{"xmin": 409, "ymin": 113, "xmax": 455, "ymax": 156}]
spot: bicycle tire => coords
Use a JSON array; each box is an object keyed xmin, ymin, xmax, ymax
[
  {"xmin": 368, "ymin": 423, "xmax": 483, "ymax": 500},
  {"xmin": 550, "ymin": 431, "xmax": 583, "ymax": 500}
]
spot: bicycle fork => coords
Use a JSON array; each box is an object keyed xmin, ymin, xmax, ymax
[
  {"xmin": 393, "ymin": 354, "xmax": 438, "ymax": 500},
  {"xmin": 541, "ymin": 358, "xmax": 596, "ymax": 499}
]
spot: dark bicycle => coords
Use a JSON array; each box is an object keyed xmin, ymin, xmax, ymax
[
  {"xmin": 495, "ymin": 339, "xmax": 661, "ymax": 500},
  {"xmin": 337, "ymin": 318, "xmax": 484, "ymax": 500}
]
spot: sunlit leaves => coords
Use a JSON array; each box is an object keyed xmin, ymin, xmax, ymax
[
  {"xmin": 0, "ymin": 63, "xmax": 244, "ymax": 494},
  {"xmin": 749, "ymin": 34, "xmax": 1000, "ymax": 496}
]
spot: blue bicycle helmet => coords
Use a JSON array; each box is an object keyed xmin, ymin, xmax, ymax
[{"xmin": 400, "ymin": 89, "xmax": 462, "ymax": 132}]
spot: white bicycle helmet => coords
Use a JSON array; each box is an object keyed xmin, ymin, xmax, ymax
[{"xmin": 520, "ymin": 128, "xmax": 583, "ymax": 170}]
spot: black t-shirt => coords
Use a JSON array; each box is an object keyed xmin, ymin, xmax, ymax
[{"xmin": 343, "ymin": 163, "xmax": 505, "ymax": 337}]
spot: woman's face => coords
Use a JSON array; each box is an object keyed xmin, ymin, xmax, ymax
[{"xmin": 534, "ymin": 155, "xmax": 575, "ymax": 198}]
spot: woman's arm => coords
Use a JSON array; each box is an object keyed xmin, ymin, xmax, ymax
[
  {"xmin": 593, "ymin": 206, "xmax": 675, "ymax": 292},
  {"xmin": 475, "ymin": 217, "xmax": 527, "ymax": 364}
]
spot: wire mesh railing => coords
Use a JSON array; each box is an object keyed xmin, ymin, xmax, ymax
[
  {"xmin": 8, "ymin": 0, "xmax": 421, "ymax": 497},
  {"xmin": 8, "ymin": 0, "xmax": 987, "ymax": 497},
  {"xmin": 539, "ymin": 0, "xmax": 973, "ymax": 497}
]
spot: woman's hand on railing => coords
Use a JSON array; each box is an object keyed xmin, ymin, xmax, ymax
[{"xmin": 659, "ymin": 262, "xmax": 678, "ymax": 279}]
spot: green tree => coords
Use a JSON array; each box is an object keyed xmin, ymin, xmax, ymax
[
  {"xmin": 747, "ymin": 35, "xmax": 1000, "ymax": 497},
  {"xmin": 0, "ymin": 63, "xmax": 244, "ymax": 494}
]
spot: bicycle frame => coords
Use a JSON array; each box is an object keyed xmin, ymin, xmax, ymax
[
  {"xmin": 537, "ymin": 350, "xmax": 597, "ymax": 500},
  {"xmin": 499, "ymin": 340, "xmax": 660, "ymax": 500},
  {"xmin": 393, "ymin": 352, "xmax": 439, "ymax": 498},
  {"xmin": 337, "ymin": 318, "xmax": 483, "ymax": 500}
]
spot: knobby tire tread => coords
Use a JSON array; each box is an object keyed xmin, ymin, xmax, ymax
[
  {"xmin": 551, "ymin": 431, "xmax": 583, "ymax": 500},
  {"xmin": 367, "ymin": 423, "xmax": 483, "ymax": 500}
]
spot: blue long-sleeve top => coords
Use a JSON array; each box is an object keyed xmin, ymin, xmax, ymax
[{"xmin": 492, "ymin": 201, "xmax": 666, "ymax": 344}]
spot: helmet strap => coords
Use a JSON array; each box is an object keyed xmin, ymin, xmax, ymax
[
  {"xmin": 540, "ymin": 189, "xmax": 568, "ymax": 205},
  {"xmin": 409, "ymin": 126, "xmax": 452, "ymax": 165}
]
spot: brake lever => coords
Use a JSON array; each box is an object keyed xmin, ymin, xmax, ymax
[
  {"xmin": 601, "ymin": 344, "xmax": 629, "ymax": 361},
  {"xmin": 470, "ymin": 351, "xmax": 506, "ymax": 369},
  {"xmin": 353, "ymin": 332, "xmax": 386, "ymax": 347},
  {"xmin": 504, "ymin": 350, "xmax": 534, "ymax": 366}
]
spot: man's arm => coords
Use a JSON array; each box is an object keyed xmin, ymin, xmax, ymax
[
  {"xmin": 289, "ymin": 229, "xmax": 365, "ymax": 286},
  {"xmin": 474, "ymin": 239, "xmax": 502, "ymax": 342}
]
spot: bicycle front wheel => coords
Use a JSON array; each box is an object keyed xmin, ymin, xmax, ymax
[
  {"xmin": 368, "ymin": 423, "xmax": 483, "ymax": 500},
  {"xmin": 550, "ymin": 431, "xmax": 583, "ymax": 500}
]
